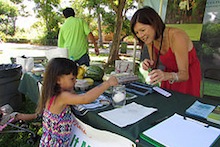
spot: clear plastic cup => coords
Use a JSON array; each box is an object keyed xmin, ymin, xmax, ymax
[{"xmin": 111, "ymin": 85, "xmax": 126, "ymax": 108}]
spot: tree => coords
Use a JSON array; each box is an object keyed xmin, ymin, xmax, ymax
[
  {"xmin": 106, "ymin": 0, "xmax": 135, "ymax": 65},
  {"xmin": 0, "ymin": 0, "xmax": 19, "ymax": 36},
  {"xmin": 82, "ymin": 0, "xmax": 106, "ymax": 48},
  {"xmin": 81, "ymin": 0, "xmax": 136, "ymax": 65},
  {"xmin": 33, "ymin": 0, "xmax": 61, "ymax": 45}
]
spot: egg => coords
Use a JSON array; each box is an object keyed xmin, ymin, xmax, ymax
[
  {"xmin": 145, "ymin": 75, "xmax": 151, "ymax": 84},
  {"xmin": 112, "ymin": 92, "xmax": 126, "ymax": 103}
]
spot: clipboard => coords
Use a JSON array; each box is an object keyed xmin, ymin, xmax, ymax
[{"xmin": 140, "ymin": 113, "xmax": 220, "ymax": 147}]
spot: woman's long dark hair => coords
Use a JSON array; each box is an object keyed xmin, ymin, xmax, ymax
[{"xmin": 130, "ymin": 6, "xmax": 165, "ymax": 46}]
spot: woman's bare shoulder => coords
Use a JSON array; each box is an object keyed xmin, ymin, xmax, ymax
[
  {"xmin": 168, "ymin": 27, "xmax": 187, "ymax": 36},
  {"xmin": 167, "ymin": 27, "xmax": 191, "ymax": 50}
]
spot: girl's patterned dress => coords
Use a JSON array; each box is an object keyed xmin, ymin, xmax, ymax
[{"xmin": 39, "ymin": 96, "xmax": 74, "ymax": 147}]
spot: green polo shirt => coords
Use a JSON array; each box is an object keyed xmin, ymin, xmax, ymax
[{"xmin": 58, "ymin": 17, "xmax": 91, "ymax": 60}]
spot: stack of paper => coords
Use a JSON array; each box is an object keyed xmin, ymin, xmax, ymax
[
  {"xmin": 140, "ymin": 113, "xmax": 220, "ymax": 147},
  {"xmin": 98, "ymin": 102, "xmax": 157, "ymax": 127}
]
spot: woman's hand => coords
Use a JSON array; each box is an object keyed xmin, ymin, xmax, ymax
[
  {"xmin": 149, "ymin": 69, "xmax": 167, "ymax": 85},
  {"xmin": 142, "ymin": 59, "xmax": 154, "ymax": 70}
]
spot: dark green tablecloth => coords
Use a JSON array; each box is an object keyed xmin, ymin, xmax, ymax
[
  {"xmin": 18, "ymin": 73, "xmax": 220, "ymax": 146},
  {"xmin": 76, "ymin": 90, "xmax": 220, "ymax": 147},
  {"xmin": 18, "ymin": 72, "xmax": 42, "ymax": 104}
]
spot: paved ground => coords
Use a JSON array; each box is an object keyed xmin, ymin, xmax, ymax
[
  {"xmin": 0, "ymin": 43, "xmax": 141, "ymax": 64},
  {"xmin": 1, "ymin": 43, "xmax": 220, "ymax": 71}
]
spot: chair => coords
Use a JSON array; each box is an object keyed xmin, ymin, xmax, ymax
[{"xmin": 202, "ymin": 68, "xmax": 220, "ymax": 98}]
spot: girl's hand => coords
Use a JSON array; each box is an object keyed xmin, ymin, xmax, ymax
[
  {"xmin": 149, "ymin": 69, "xmax": 166, "ymax": 85},
  {"xmin": 107, "ymin": 76, "xmax": 118, "ymax": 86},
  {"xmin": 142, "ymin": 59, "xmax": 154, "ymax": 70}
]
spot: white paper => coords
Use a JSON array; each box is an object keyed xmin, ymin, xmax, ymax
[
  {"xmin": 98, "ymin": 102, "xmax": 157, "ymax": 127},
  {"xmin": 142, "ymin": 113, "xmax": 220, "ymax": 147}
]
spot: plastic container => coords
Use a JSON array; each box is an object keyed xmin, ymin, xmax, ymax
[
  {"xmin": 111, "ymin": 85, "xmax": 126, "ymax": 108},
  {"xmin": 45, "ymin": 47, "xmax": 68, "ymax": 61},
  {"xmin": 120, "ymin": 42, "xmax": 127, "ymax": 54},
  {"xmin": 16, "ymin": 56, "xmax": 34, "ymax": 73},
  {"xmin": 74, "ymin": 79, "xmax": 89, "ymax": 91},
  {"xmin": 0, "ymin": 64, "xmax": 22, "ymax": 111}
]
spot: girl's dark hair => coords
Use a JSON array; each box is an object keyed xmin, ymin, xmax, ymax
[
  {"xmin": 36, "ymin": 58, "xmax": 78, "ymax": 114},
  {"xmin": 130, "ymin": 6, "xmax": 165, "ymax": 46},
  {"xmin": 63, "ymin": 7, "xmax": 75, "ymax": 18}
]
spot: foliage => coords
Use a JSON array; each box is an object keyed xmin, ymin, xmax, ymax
[
  {"xmin": 0, "ymin": 0, "xmax": 19, "ymax": 36},
  {"xmin": 0, "ymin": 31, "xmax": 7, "ymax": 42},
  {"xmin": 165, "ymin": 0, "xmax": 206, "ymax": 24},
  {"xmin": 80, "ymin": 0, "xmax": 136, "ymax": 60},
  {"xmin": 102, "ymin": 10, "xmax": 133, "ymax": 40},
  {"xmin": 101, "ymin": 0, "xmax": 135, "ymax": 40},
  {"xmin": 202, "ymin": 23, "xmax": 220, "ymax": 39},
  {"xmin": 1, "ymin": 0, "xmax": 137, "ymax": 64},
  {"xmin": 201, "ymin": 23, "xmax": 220, "ymax": 56},
  {"xmin": 0, "ymin": 97, "xmax": 41, "ymax": 147},
  {"xmin": 201, "ymin": 43, "xmax": 216, "ymax": 56},
  {"xmin": 5, "ymin": 37, "xmax": 29, "ymax": 43},
  {"xmin": 106, "ymin": 0, "xmax": 136, "ymax": 65},
  {"xmin": 0, "ymin": 0, "xmax": 32, "ymax": 38},
  {"xmin": 81, "ymin": 0, "xmax": 107, "ymax": 47},
  {"xmin": 33, "ymin": 0, "xmax": 62, "ymax": 42},
  {"xmin": 10, "ymin": 0, "xmax": 23, "ymax": 4}
]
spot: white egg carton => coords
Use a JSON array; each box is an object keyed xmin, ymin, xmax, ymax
[{"xmin": 75, "ymin": 79, "xmax": 90, "ymax": 91}]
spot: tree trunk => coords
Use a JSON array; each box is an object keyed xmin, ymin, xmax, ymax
[
  {"xmin": 12, "ymin": 17, "xmax": 17, "ymax": 36},
  {"xmin": 107, "ymin": 0, "xmax": 126, "ymax": 65},
  {"xmin": 97, "ymin": 12, "xmax": 104, "ymax": 48}
]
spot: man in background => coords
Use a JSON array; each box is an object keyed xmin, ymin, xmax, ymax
[{"xmin": 58, "ymin": 7, "xmax": 99, "ymax": 66}]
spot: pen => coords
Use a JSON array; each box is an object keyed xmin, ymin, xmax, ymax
[
  {"xmin": 151, "ymin": 116, "xmax": 169, "ymax": 126},
  {"xmin": 184, "ymin": 116, "xmax": 209, "ymax": 127}
]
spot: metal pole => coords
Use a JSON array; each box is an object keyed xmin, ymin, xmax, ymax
[
  {"xmin": 132, "ymin": 0, "xmax": 142, "ymax": 73},
  {"xmin": 133, "ymin": 39, "xmax": 137, "ymax": 72},
  {"xmin": 159, "ymin": 0, "xmax": 164, "ymax": 17}
]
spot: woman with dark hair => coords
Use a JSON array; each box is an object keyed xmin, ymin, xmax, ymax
[{"xmin": 130, "ymin": 6, "xmax": 201, "ymax": 97}]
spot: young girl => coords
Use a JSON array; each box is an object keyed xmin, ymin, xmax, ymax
[{"xmin": 36, "ymin": 57, "xmax": 118, "ymax": 146}]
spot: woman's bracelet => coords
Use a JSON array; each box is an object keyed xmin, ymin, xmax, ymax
[{"xmin": 169, "ymin": 72, "xmax": 178, "ymax": 84}]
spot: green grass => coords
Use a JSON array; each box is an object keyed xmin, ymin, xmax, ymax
[{"xmin": 0, "ymin": 97, "xmax": 41, "ymax": 147}]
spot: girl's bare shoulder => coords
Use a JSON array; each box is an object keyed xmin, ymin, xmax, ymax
[{"xmin": 58, "ymin": 91, "xmax": 76, "ymax": 99}]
